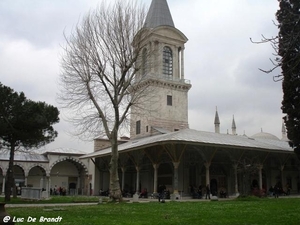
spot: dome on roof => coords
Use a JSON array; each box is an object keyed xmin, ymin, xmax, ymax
[{"xmin": 251, "ymin": 132, "xmax": 280, "ymax": 141}]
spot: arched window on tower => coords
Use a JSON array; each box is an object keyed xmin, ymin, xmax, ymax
[
  {"xmin": 163, "ymin": 46, "xmax": 173, "ymax": 78},
  {"xmin": 142, "ymin": 48, "xmax": 147, "ymax": 76}
]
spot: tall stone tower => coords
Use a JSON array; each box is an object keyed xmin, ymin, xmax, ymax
[{"xmin": 130, "ymin": 0, "xmax": 191, "ymax": 139}]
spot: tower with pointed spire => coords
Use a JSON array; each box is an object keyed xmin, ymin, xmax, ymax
[
  {"xmin": 144, "ymin": 0, "xmax": 175, "ymax": 28},
  {"xmin": 214, "ymin": 107, "xmax": 220, "ymax": 134},
  {"xmin": 282, "ymin": 120, "xmax": 288, "ymax": 141},
  {"xmin": 232, "ymin": 115, "xmax": 236, "ymax": 135},
  {"xmin": 130, "ymin": 0, "xmax": 191, "ymax": 139}
]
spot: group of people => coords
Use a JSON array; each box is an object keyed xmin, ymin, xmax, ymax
[
  {"xmin": 189, "ymin": 184, "xmax": 213, "ymax": 199},
  {"xmin": 158, "ymin": 184, "xmax": 171, "ymax": 202},
  {"xmin": 189, "ymin": 185, "xmax": 203, "ymax": 199},
  {"xmin": 50, "ymin": 185, "xmax": 67, "ymax": 196},
  {"xmin": 100, "ymin": 189, "xmax": 110, "ymax": 196},
  {"xmin": 139, "ymin": 188, "xmax": 148, "ymax": 198},
  {"xmin": 219, "ymin": 188, "xmax": 227, "ymax": 198},
  {"xmin": 268, "ymin": 183, "xmax": 291, "ymax": 198}
]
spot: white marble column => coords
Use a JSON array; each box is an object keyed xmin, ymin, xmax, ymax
[
  {"xmin": 181, "ymin": 48, "xmax": 185, "ymax": 79},
  {"xmin": 132, "ymin": 166, "xmax": 141, "ymax": 202},
  {"xmin": 205, "ymin": 162, "xmax": 211, "ymax": 186},
  {"xmin": 153, "ymin": 164, "xmax": 159, "ymax": 193},
  {"xmin": 280, "ymin": 165, "xmax": 285, "ymax": 187},
  {"xmin": 150, "ymin": 42, "xmax": 154, "ymax": 75},
  {"xmin": 258, "ymin": 165, "xmax": 263, "ymax": 190},
  {"xmin": 45, "ymin": 176, "xmax": 49, "ymax": 191},
  {"xmin": 173, "ymin": 162, "xmax": 180, "ymax": 194},
  {"xmin": 233, "ymin": 164, "xmax": 239, "ymax": 194},
  {"xmin": 135, "ymin": 166, "xmax": 140, "ymax": 194},
  {"xmin": 48, "ymin": 177, "xmax": 51, "ymax": 193},
  {"xmin": 24, "ymin": 176, "xmax": 28, "ymax": 187}
]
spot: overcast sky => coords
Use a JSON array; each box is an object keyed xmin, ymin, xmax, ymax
[{"xmin": 0, "ymin": 0, "xmax": 283, "ymax": 153}]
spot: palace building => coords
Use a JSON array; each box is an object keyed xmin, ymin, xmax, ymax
[
  {"xmin": 0, "ymin": 0, "xmax": 298, "ymax": 198},
  {"xmin": 80, "ymin": 0, "xmax": 299, "ymax": 198}
]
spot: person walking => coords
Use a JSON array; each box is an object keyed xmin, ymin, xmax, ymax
[
  {"xmin": 205, "ymin": 184, "xmax": 210, "ymax": 199},
  {"xmin": 158, "ymin": 184, "xmax": 166, "ymax": 202},
  {"xmin": 274, "ymin": 185, "xmax": 279, "ymax": 198}
]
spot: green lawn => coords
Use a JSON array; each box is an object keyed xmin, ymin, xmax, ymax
[
  {"xmin": 0, "ymin": 195, "xmax": 99, "ymax": 204},
  {"xmin": 4, "ymin": 197, "xmax": 300, "ymax": 225}
]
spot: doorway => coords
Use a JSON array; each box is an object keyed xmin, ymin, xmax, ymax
[{"xmin": 210, "ymin": 179, "xmax": 218, "ymax": 196}]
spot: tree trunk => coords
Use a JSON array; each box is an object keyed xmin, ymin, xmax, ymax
[
  {"xmin": 241, "ymin": 171, "xmax": 251, "ymax": 197},
  {"xmin": 109, "ymin": 136, "xmax": 122, "ymax": 201},
  {"xmin": 5, "ymin": 143, "xmax": 15, "ymax": 202}
]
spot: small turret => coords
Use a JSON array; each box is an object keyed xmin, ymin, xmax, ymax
[
  {"xmin": 214, "ymin": 107, "xmax": 220, "ymax": 134},
  {"xmin": 281, "ymin": 120, "xmax": 288, "ymax": 141},
  {"xmin": 232, "ymin": 115, "xmax": 236, "ymax": 135}
]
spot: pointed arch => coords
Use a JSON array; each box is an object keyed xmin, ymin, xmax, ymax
[
  {"xmin": 28, "ymin": 164, "xmax": 48, "ymax": 176},
  {"xmin": 49, "ymin": 157, "xmax": 88, "ymax": 175}
]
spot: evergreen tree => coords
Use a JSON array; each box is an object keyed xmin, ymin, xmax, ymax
[
  {"xmin": 0, "ymin": 83, "xmax": 59, "ymax": 201},
  {"xmin": 277, "ymin": 0, "xmax": 300, "ymax": 158}
]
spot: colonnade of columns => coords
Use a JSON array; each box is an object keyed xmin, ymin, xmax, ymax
[
  {"xmin": 116, "ymin": 158, "xmax": 290, "ymax": 198},
  {"xmin": 0, "ymin": 170, "xmax": 85, "ymax": 196}
]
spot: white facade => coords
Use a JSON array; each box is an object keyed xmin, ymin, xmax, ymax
[{"xmin": 0, "ymin": 149, "xmax": 94, "ymax": 196}]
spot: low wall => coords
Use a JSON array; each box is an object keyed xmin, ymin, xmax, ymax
[{"xmin": 21, "ymin": 187, "xmax": 44, "ymax": 200}]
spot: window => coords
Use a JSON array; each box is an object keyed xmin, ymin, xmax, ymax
[
  {"xmin": 136, "ymin": 120, "xmax": 141, "ymax": 135},
  {"xmin": 163, "ymin": 46, "xmax": 173, "ymax": 77},
  {"xmin": 167, "ymin": 95, "xmax": 172, "ymax": 106},
  {"xmin": 146, "ymin": 126, "xmax": 149, "ymax": 132}
]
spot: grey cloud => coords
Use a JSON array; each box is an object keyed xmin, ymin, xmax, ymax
[{"xmin": 0, "ymin": 0, "xmax": 284, "ymax": 151}]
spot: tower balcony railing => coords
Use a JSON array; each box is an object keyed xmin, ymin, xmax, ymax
[{"xmin": 135, "ymin": 73, "xmax": 191, "ymax": 85}]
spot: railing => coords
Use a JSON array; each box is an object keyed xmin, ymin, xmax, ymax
[{"xmin": 135, "ymin": 74, "xmax": 191, "ymax": 85}]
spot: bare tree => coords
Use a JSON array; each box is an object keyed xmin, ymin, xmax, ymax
[
  {"xmin": 250, "ymin": 34, "xmax": 282, "ymax": 82},
  {"xmin": 236, "ymin": 157, "xmax": 261, "ymax": 197},
  {"xmin": 59, "ymin": 0, "xmax": 153, "ymax": 201}
]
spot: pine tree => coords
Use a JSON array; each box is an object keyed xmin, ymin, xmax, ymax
[
  {"xmin": 0, "ymin": 83, "xmax": 59, "ymax": 201},
  {"xmin": 277, "ymin": 0, "xmax": 300, "ymax": 158}
]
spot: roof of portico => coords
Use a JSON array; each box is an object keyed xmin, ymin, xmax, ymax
[
  {"xmin": 0, "ymin": 151, "xmax": 48, "ymax": 162},
  {"xmin": 0, "ymin": 148, "xmax": 89, "ymax": 162},
  {"xmin": 79, "ymin": 129, "xmax": 294, "ymax": 159},
  {"xmin": 40, "ymin": 148, "xmax": 88, "ymax": 155}
]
